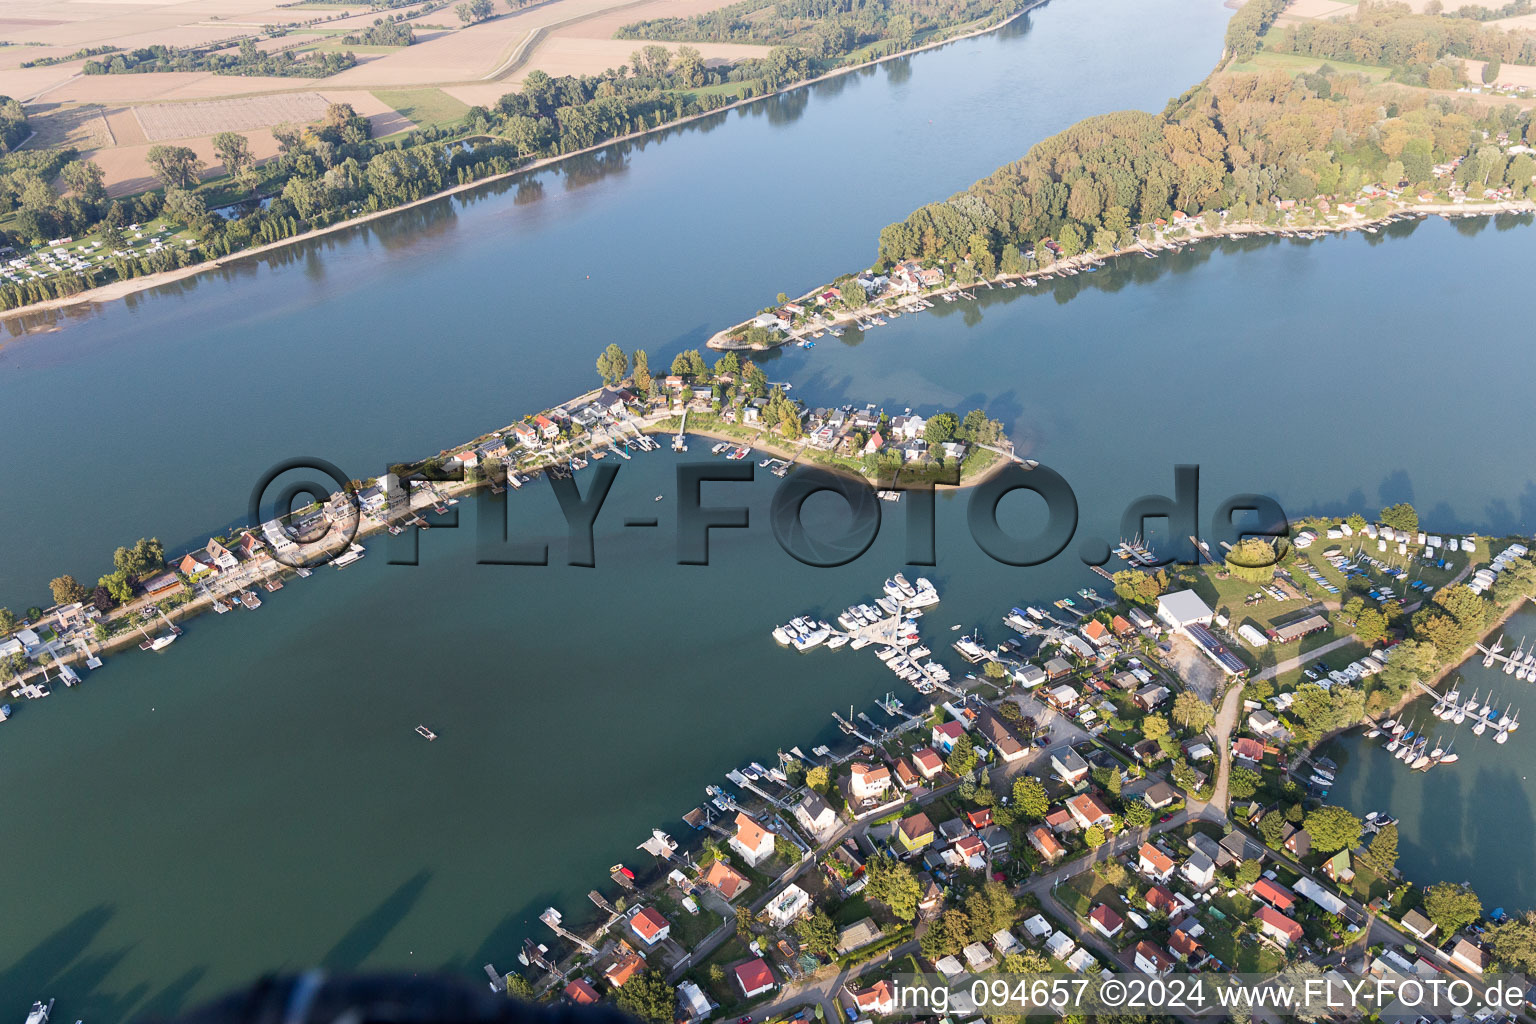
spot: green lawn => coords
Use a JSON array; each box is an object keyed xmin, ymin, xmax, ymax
[
  {"xmin": 373, "ymin": 88, "xmax": 472, "ymax": 132},
  {"xmin": 1228, "ymin": 49, "xmax": 1390, "ymax": 80}
]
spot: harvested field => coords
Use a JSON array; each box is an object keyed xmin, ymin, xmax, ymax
[
  {"xmin": 23, "ymin": 103, "xmax": 115, "ymax": 150},
  {"xmin": 1283, "ymin": 0, "xmax": 1356, "ymax": 19},
  {"xmin": 134, "ymin": 92, "xmax": 333, "ymax": 140},
  {"xmin": 1463, "ymin": 58, "xmax": 1536, "ymax": 89}
]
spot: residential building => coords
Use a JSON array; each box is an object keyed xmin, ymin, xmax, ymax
[
  {"xmin": 701, "ymin": 859, "xmax": 749, "ymax": 901},
  {"xmin": 1400, "ymin": 909, "xmax": 1437, "ymax": 943},
  {"xmin": 604, "ymin": 948, "xmax": 645, "ymax": 988},
  {"xmin": 1066, "ymin": 793, "xmax": 1113, "ymax": 830},
  {"xmin": 1256, "ymin": 905, "xmax": 1303, "ymax": 948},
  {"xmin": 976, "ymin": 708, "xmax": 1027, "ymax": 762},
  {"xmin": 1133, "ymin": 941, "xmax": 1175, "ymax": 976},
  {"xmin": 793, "ymin": 791, "xmax": 839, "ymax": 844},
  {"xmin": 629, "ymin": 906, "xmax": 670, "ymax": 946},
  {"xmin": 1051, "ymin": 748, "xmax": 1090, "ymax": 784},
  {"xmin": 1252, "ymin": 878, "xmax": 1295, "ymax": 913},
  {"xmin": 1138, "ymin": 842, "xmax": 1175, "ymax": 882},
  {"xmin": 734, "ymin": 958, "xmax": 776, "ymax": 999},
  {"xmin": 849, "ymin": 763, "xmax": 892, "ymax": 803},
  {"xmin": 912, "ymin": 747, "xmax": 943, "ymax": 779},
  {"xmin": 954, "ymin": 835, "xmax": 986, "ymax": 871},
  {"xmin": 1145, "ymin": 885, "xmax": 1178, "ymax": 916},
  {"xmin": 897, "ymin": 812, "xmax": 935, "ymax": 853},
  {"xmin": 1140, "ymin": 781, "xmax": 1177, "ymax": 809},
  {"xmin": 1323, "ymin": 850, "xmax": 1354, "ymax": 884},
  {"xmin": 1090, "ymin": 904, "xmax": 1124, "ymax": 939},
  {"xmin": 678, "ymin": 980, "xmax": 712, "ymax": 1020},
  {"xmin": 729, "ymin": 813, "xmax": 776, "ymax": 868},
  {"xmin": 563, "ymin": 979, "xmax": 601, "ymax": 1004},
  {"xmin": 1027, "ymin": 826, "xmax": 1065, "ymax": 864},
  {"xmin": 849, "ymin": 980, "xmax": 895, "ymax": 1016},
  {"xmin": 765, "ymin": 883, "xmax": 811, "ymax": 929},
  {"xmin": 1182, "ymin": 851, "xmax": 1216, "ymax": 889},
  {"xmin": 966, "ymin": 808, "xmax": 993, "ymax": 830},
  {"xmin": 1451, "ymin": 938, "xmax": 1489, "ymax": 974},
  {"xmin": 931, "ymin": 720, "xmax": 965, "ymax": 752},
  {"xmin": 205, "ymin": 539, "xmax": 239, "ymax": 571}
]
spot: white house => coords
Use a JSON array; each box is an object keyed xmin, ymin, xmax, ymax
[
  {"xmin": 729, "ymin": 813, "xmax": 777, "ymax": 868},
  {"xmin": 1181, "ymin": 851, "xmax": 1216, "ymax": 889},
  {"xmin": 765, "ymin": 883, "xmax": 812, "ymax": 929},
  {"xmin": 849, "ymin": 763, "xmax": 892, "ymax": 803},
  {"xmin": 793, "ymin": 791, "xmax": 839, "ymax": 844}
]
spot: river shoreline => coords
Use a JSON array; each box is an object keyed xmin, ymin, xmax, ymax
[
  {"xmin": 0, "ymin": 0, "xmax": 1055, "ymax": 333},
  {"xmin": 706, "ymin": 200, "xmax": 1536, "ymax": 350}
]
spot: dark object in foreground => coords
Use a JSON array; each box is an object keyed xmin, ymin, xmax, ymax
[{"xmin": 163, "ymin": 972, "xmax": 639, "ymax": 1024}]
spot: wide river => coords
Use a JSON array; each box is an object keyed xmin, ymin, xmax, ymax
[{"xmin": 3, "ymin": 0, "xmax": 1536, "ymax": 1016}]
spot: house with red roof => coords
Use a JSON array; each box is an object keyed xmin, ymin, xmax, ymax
[
  {"xmin": 730, "ymin": 812, "xmax": 777, "ymax": 868},
  {"xmin": 701, "ymin": 859, "xmax": 749, "ymax": 901},
  {"xmin": 912, "ymin": 747, "xmax": 943, "ymax": 779},
  {"xmin": 1169, "ymin": 928, "xmax": 1204, "ymax": 963},
  {"xmin": 734, "ymin": 958, "xmax": 776, "ymax": 998},
  {"xmin": 931, "ymin": 720, "xmax": 965, "ymax": 753},
  {"xmin": 1256, "ymin": 905, "xmax": 1303, "ymax": 948},
  {"xmin": 1133, "ymin": 941, "xmax": 1175, "ymax": 975},
  {"xmin": 533, "ymin": 414, "xmax": 558, "ymax": 439},
  {"xmin": 849, "ymin": 980, "xmax": 895, "ymax": 1016},
  {"xmin": 1111, "ymin": 614, "xmax": 1135, "ymax": 636},
  {"xmin": 1232, "ymin": 737, "xmax": 1265, "ymax": 763},
  {"xmin": 604, "ymin": 947, "xmax": 645, "ymax": 988},
  {"xmin": 1252, "ymin": 877, "xmax": 1295, "ymax": 913},
  {"xmin": 1027, "ymin": 825, "xmax": 1065, "ymax": 864},
  {"xmin": 954, "ymin": 835, "xmax": 986, "ymax": 871},
  {"xmin": 967, "ymin": 808, "xmax": 993, "ymax": 830},
  {"xmin": 563, "ymin": 979, "xmax": 600, "ymax": 1004},
  {"xmin": 1145, "ymin": 885, "xmax": 1178, "ymax": 916},
  {"xmin": 849, "ymin": 763, "xmax": 892, "ymax": 803},
  {"xmin": 629, "ymin": 906, "xmax": 670, "ymax": 946},
  {"xmin": 1044, "ymin": 808, "xmax": 1076, "ymax": 833},
  {"xmin": 1089, "ymin": 904, "xmax": 1124, "ymax": 938},
  {"xmin": 1066, "ymin": 793, "xmax": 1113, "ymax": 830},
  {"xmin": 1138, "ymin": 842, "xmax": 1175, "ymax": 882},
  {"xmin": 1081, "ymin": 619, "xmax": 1111, "ymax": 647}
]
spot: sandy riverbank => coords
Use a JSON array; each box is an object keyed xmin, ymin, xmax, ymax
[
  {"xmin": 707, "ymin": 199, "xmax": 1536, "ymax": 351},
  {"xmin": 0, "ymin": 0, "xmax": 1054, "ymax": 332}
]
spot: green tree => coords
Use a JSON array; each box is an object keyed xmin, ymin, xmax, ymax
[
  {"xmin": 212, "ymin": 131, "xmax": 255, "ymax": 176},
  {"xmin": 1303, "ymin": 805, "xmax": 1362, "ymax": 854},
  {"xmin": 1258, "ymin": 810, "xmax": 1286, "ymax": 848},
  {"xmin": 806, "ymin": 764, "xmax": 830, "ymax": 792},
  {"xmin": 1423, "ymin": 882, "xmax": 1482, "ymax": 938},
  {"xmin": 1379, "ymin": 503, "xmax": 1419, "ymax": 535},
  {"xmin": 1012, "ymin": 775, "xmax": 1049, "ymax": 820},
  {"xmin": 99, "ymin": 569, "xmax": 133, "ymax": 604},
  {"xmin": 1142, "ymin": 713, "xmax": 1170, "ymax": 740},
  {"xmin": 794, "ymin": 909, "xmax": 838, "ymax": 957},
  {"xmin": 0, "ymin": 607, "xmax": 16, "ymax": 636},
  {"xmin": 1488, "ymin": 910, "xmax": 1536, "ymax": 972},
  {"xmin": 146, "ymin": 144, "xmax": 205, "ymax": 188},
  {"xmin": 1236, "ymin": 859, "xmax": 1262, "ymax": 887},
  {"xmin": 865, "ymin": 854, "xmax": 921, "ymax": 922},
  {"xmin": 919, "ymin": 908, "xmax": 971, "ymax": 959},
  {"xmin": 1483, "ymin": 58, "xmax": 1502, "ymax": 84},
  {"xmin": 1227, "ymin": 766, "xmax": 1260, "ymax": 800},
  {"xmin": 924, "ymin": 412, "xmax": 959, "ymax": 446},
  {"xmin": 596, "ymin": 342, "xmax": 629, "ymax": 385},
  {"xmin": 1226, "ymin": 537, "xmax": 1280, "ymax": 583},
  {"xmin": 504, "ymin": 973, "xmax": 534, "ymax": 999},
  {"xmin": 1112, "ymin": 569, "xmax": 1166, "ymax": 605},
  {"xmin": 50, "ymin": 575, "xmax": 87, "ymax": 606},
  {"xmin": 1365, "ymin": 821, "xmax": 1398, "ymax": 873},
  {"xmin": 61, "ymin": 160, "xmax": 107, "ymax": 204},
  {"xmin": 614, "ymin": 968, "xmax": 675, "ymax": 1024},
  {"xmin": 946, "ymin": 733, "xmax": 978, "ymax": 776},
  {"xmin": 1172, "ymin": 690, "xmax": 1214, "ymax": 731},
  {"xmin": 1124, "ymin": 802, "xmax": 1153, "ymax": 828},
  {"xmin": 1084, "ymin": 824, "xmax": 1107, "ymax": 848}
]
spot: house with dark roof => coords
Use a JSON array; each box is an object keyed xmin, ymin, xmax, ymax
[{"xmin": 897, "ymin": 812, "xmax": 935, "ymax": 853}]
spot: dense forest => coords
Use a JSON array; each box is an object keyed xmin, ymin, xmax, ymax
[
  {"xmin": 0, "ymin": 96, "xmax": 28, "ymax": 153},
  {"xmin": 616, "ymin": 0, "xmax": 1031, "ymax": 63},
  {"xmin": 871, "ymin": 5, "xmax": 1536, "ymax": 269},
  {"xmin": 1265, "ymin": 2, "xmax": 1536, "ymax": 78},
  {"xmin": 82, "ymin": 39, "xmax": 357, "ymax": 77}
]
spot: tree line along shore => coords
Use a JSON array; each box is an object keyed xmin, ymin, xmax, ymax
[
  {"xmin": 0, "ymin": 0, "xmax": 1051, "ymax": 321},
  {"xmin": 709, "ymin": 0, "xmax": 1536, "ymax": 351}
]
